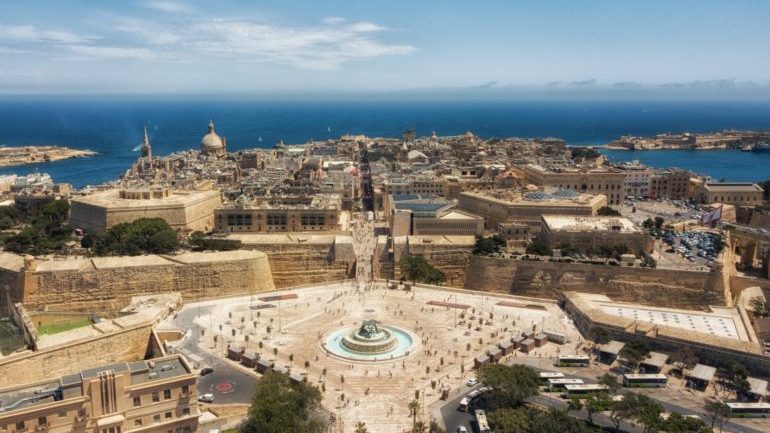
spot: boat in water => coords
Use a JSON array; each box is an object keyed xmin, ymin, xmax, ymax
[{"xmin": 751, "ymin": 142, "xmax": 770, "ymax": 153}]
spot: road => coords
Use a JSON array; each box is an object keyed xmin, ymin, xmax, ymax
[
  {"xmin": 438, "ymin": 366, "xmax": 764, "ymax": 433},
  {"xmin": 174, "ymin": 303, "xmax": 258, "ymax": 405}
]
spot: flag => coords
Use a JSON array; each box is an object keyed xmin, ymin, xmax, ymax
[{"xmin": 700, "ymin": 205, "xmax": 722, "ymax": 225}]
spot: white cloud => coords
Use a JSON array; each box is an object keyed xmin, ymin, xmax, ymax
[
  {"xmin": 68, "ymin": 45, "xmax": 157, "ymax": 60},
  {"xmin": 0, "ymin": 25, "xmax": 92, "ymax": 44},
  {"xmin": 144, "ymin": 1, "xmax": 193, "ymax": 13},
  {"xmin": 0, "ymin": 17, "xmax": 415, "ymax": 69}
]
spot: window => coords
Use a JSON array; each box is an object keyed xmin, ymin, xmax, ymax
[
  {"xmin": 134, "ymin": 420, "xmax": 143, "ymax": 427},
  {"xmin": 133, "ymin": 396, "xmax": 141, "ymax": 407},
  {"xmin": 153, "ymin": 415, "xmax": 161, "ymax": 424},
  {"xmin": 165, "ymin": 412, "xmax": 172, "ymax": 419},
  {"xmin": 58, "ymin": 411, "xmax": 67, "ymax": 418},
  {"xmin": 15, "ymin": 421, "xmax": 24, "ymax": 431},
  {"xmin": 181, "ymin": 385, "xmax": 189, "ymax": 396},
  {"xmin": 37, "ymin": 418, "xmax": 47, "ymax": 428},
  {"xmin": 182, "ymin": 407, "xmax": 190, "ymax": 416},
  {"xmin": 152, "ymin": 392, "xmax": 160, "ymax": 402},
  {"xmin": 163, "ymin": 389, "xmax": 172, "ymax": 400}
]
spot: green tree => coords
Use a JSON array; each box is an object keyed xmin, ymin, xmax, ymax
[
  {"xmin": 584, "ymin": 392, "xmax": 612, "ymax": 424},
  {"xmin": 525, "ymin": 241, "xmax": 551, "ymax": 256},
  {"xmin": 477, "ymin": 364, "xmax": 540, "ymax": 409},
  {"xmin": 630, "ymin": 394, "xmax": 663, "ymax": 433},
  {"xmin": 669, "ymin": 347, "xmax": 698, "ymax": 376},
  {"xmin": 659, "ymin": 412, "xmax": 711, "ymax": 433},
  {"xmin": 597, "ymin": 206, "xmax": 622, "ymax": 216},
  {"xmin": 654, "ymin": 216, "xmax": 665, "ymax": 229},
  {"xmin": 597, "ymin": 373, "xmax": 621, "ymax": 395},
  {"xmin": 703, "ymin": 399, "xmax": 729, "ymax": 432},
  {"xmin": 473, "ymin": 234, "xmax": 507, "ymax": 255},
  {"xmin": 399, "ymin": 255, "xmax": 445, "ymax": 285},
  {"xmin": 241, "ymin": 371, "xmax": 326, "ymax": 433},
  {"xmin": 619, "ymin": 340, "xmax": 650, "ymax": 372},
  {"xmin": 487, "ymin": 407, "xmax": 530, "ymax": 433},
  {"xmin": 354, "ymin": 421, "xmax": 368, "ymax": 433},
  {"xmin": 530, "ymin": 408, "xmax": 595, "ymax": 433},
  {"xmin": 87, "ymin": 218, "xmax": 180, "ymax": 255},
  {"xmin": 642, "ymin": 218, "xmax": 654, "ymax": 229},
  {"xmin": 719, "ymin": 360, "xmax": 751, "ymax": 399}
]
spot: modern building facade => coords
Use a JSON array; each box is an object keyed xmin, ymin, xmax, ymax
[
  {"xmin": 215, "ymin": 194, "xmax": 341, "ymax": 233},
  {"xmin": 0, "ymin": 355, "xmax": 199, "ymax": 433}
]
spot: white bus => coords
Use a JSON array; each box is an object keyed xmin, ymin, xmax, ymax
[
  {"xmin": 563, "ymin": 384, "xmax": 609, "ymax": 398},
  {"xmin": 726, "ymin": 402, "xmax": 770, "ymax": 418},
  {"xmin": 556, "ymin": 354, "xmax": 590, "ymax": 367},
  {"xmin": 539, "ymin": 371, "xmax": 565, "ymax": 384},
  {"xmin": 547, "ymin": 378, "xmax": 584, "ymax": 391},
  {"xmin": 623, "ymin": 373, "xmax": 668, "ymax": 388},
  {"xmin": 474, "ymin": 409, "xmax": 491, "ymax": 433}
]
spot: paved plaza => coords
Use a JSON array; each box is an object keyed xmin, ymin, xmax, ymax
[{"xmin": 168, "ymin": 281, "xmax": 583, "ymax": 432}]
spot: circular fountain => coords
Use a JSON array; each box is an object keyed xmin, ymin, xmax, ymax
[{"xmin": 323, "ymin": 319, "xmax": 417, "ymax": 362}]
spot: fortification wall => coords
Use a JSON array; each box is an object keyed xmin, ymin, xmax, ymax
[
  {"xmin": 0, "ymin": 323, "xmax": 152, "ymax": 387},
  {"xmin": 464, "ymin": 256, "xmax": 725, "ymax": 310},
  {"xmin": 2, "ymin": 251, "xmax": 274, "ymax": 313},
  {"xmin": 239, "ymin": 242, "xmax": 351, "ymax": 288},
  {"xmin": 406, "ymin": 243, "xmax": 472, "ymax": 287}
]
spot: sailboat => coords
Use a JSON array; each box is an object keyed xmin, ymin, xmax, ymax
[
  {"xmin": 258, "ymin": 136, "xmax": 263, "ymax": 142},
  {"xmin": 327, "ymin": 126, "xmax": 331, "ymax": 133}
]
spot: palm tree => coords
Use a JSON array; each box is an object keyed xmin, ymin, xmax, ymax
[
  {"xmin": 354, "ymin": 421, "xmax": 368, "ymax": 433},
  {"xmin": 408, "ymin": 399, "xmax": 420, "ymax": 429},
  {"xmin": 412, "ymin": 420, "xmax": 427, "ymax": 433}
]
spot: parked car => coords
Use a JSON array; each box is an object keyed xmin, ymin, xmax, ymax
[
  {"xmin": 198, "ymin": 393, "xmax": 214, "ymax": 403},
  {"xmin": 466, "ymin": 378, "xmax": 479, "ymax": 386},
  {"xmin": 200, "ymin": 367, "xmax": 214, "ymax": 376}
]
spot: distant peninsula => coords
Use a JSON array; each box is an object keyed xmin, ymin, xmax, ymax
[
  {"xmin": 603, "ymin": 130, "xmax": 770, "ymax": 151},
  {"xmin": 0, "ymin": 145, "xmax": 96, "ymax": 168}
]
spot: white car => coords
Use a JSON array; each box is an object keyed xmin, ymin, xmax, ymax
[
  {"xmin": 197, "ymin": 393, "xmax": 214, "ymax": 403},
  {"xmin": 466, "ymin": 378, "xmax": 478, "ymax": 386},
  {"xmin": 456, "ymin": 427, "xmax": 468, "ymax": 433}
]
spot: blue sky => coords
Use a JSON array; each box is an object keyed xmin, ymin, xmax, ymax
[{"xmin": 1, "ymin": 0, "xmax": 769, "ymax": 96}]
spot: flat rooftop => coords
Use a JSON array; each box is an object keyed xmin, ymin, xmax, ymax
[
  {"xmin": 0, "ymin": 355, "xmax": 190, "ymax": 414},
  {"xmin": 542, "ymin": 215, "xmax": 640, "ymax": 233},
  {"xmin": 72, "ymin": 188, "xmax": 220, "ymax": 208},
  {"xmin": 460, "ymin": 189, "xmax": 604, "ymax": 208},
  {"xmin": 703, "ymin": 182, "xmax": 763, "ymax": 192}
]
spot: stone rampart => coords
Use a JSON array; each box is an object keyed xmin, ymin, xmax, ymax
[
  {"xmin": 464, "ymin": 256, "xmax": 725, "ymax": 310},
  {"xmin": 0, "ymin": 250, "xmax": 274, "ymax": 313}
]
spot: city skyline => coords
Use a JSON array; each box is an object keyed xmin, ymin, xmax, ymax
[{"xmin": 1, "ymin": 0, "xmax": 769, "ymax": 96}]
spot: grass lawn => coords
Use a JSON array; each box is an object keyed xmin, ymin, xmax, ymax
[{"xmin": 37, "ymin": 318, "xmax": 93, "ymax": 335}]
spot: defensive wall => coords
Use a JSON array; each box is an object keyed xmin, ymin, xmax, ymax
[
  {"xmin": 0, "ymin": 294, "xmax": 178, "ymax": 387},
  {"xmin": 463, "ymin": 255, "xmax": 726, "ymax": 310},
  {"xmin": 224, "ymin": 234, "xmax": 353, "ymax": 288},
  {"xmin": 0, "ymin": 250, "xmax": 274, "ymax": 313}
]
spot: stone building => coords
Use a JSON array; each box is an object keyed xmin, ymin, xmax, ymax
[
  {"xmin": 200, "ymin": 119, "xmax": 226, "ymax": 158},
  {"xmin": 387, "ymin": 194, "xmax": 483, "ymax": 237},
  {"xmin": 0, "ymin": 354, "xmax": 199, "ymax": 433},
  {"xmin": 214, "ymin": 194, "xmax": 341, "ymax": 233},
  {"xmin": 70, "ymin": 187, "xmax": 222, "ymax": 233},
  {"xmin": 457, "ymin": 188, "xmax": 606, "ymax": 232},
  {"xmin": 649, "ymin": 169, "xmax": 692, "ymax": 200},
  {"xmin": 518, "ymin": 163, "xmax": 626, "ymax": 205},
  {"xmin": 696, "ymin": 182, "xmax": 764, "ymax": 207},
  {"xmin": 538, "ymin": 215, "xmax": 654, "ymax": 257}
]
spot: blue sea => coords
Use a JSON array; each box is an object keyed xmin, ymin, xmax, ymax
[{"xmin": 1, "ymin": 98, "xmax": 770, "ymax": 187}]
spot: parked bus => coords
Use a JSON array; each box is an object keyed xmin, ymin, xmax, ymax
[
  {"xmin": 539, "ymin": 371, "xmax": 565, "ymax": 384},
  {"xmin": 563, "ymin": 384, "xmax": 609, "ymax": 398},
  {"xmin": 726, "ymin": 402, "xmax": 770, "ymax": 418},
  {"xmin": 556, "ymin": 354, "xmax": 590, "ymax": 367},
  {"xmin": 547, "ymin": 378, "xmax": 583, "ymax": 391},
  {"xmin": 474, "ymin": 409, "xmax": 491, "ymax": 433},
  {"xmin": 623, "ymin": 373, "xmax": 668, "ymax": 388}
]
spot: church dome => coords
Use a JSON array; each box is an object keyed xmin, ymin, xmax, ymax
[{"xmin": 201, "ymin": 120, "xmax": 224, "ymax": 152}]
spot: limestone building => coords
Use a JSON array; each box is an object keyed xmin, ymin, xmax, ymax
[
  {"xmin": 649, "ymin": 169, "xmax": 692, "ymax": 200},
  {"xmin": 386, "ymin": 194, "xmax": 483, "ymax": 237},
  {"xmin": 539, "ymin": 215, "xmax": 653, "ymax": 257},
  {"xmin": 0, "ymin": 354, "xmax": 199, "ymax": 433},
  {"xmin": 696, "ymin": 182, "xmax": 764, "ymax": 207},
  {"xmin": 214, "ymin": 194, "xmax": 341, "ymax": 233},
  {"xmin": 457, "ymin": 188, "xmax": 606, "ymax": 232},
  {"xmin": 518, "ymin": 163, "xmax": 626, "ymax": 205},
  {"xmin": 70, "ymin": 187, "xmax": 222, "ymax": 233}
]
